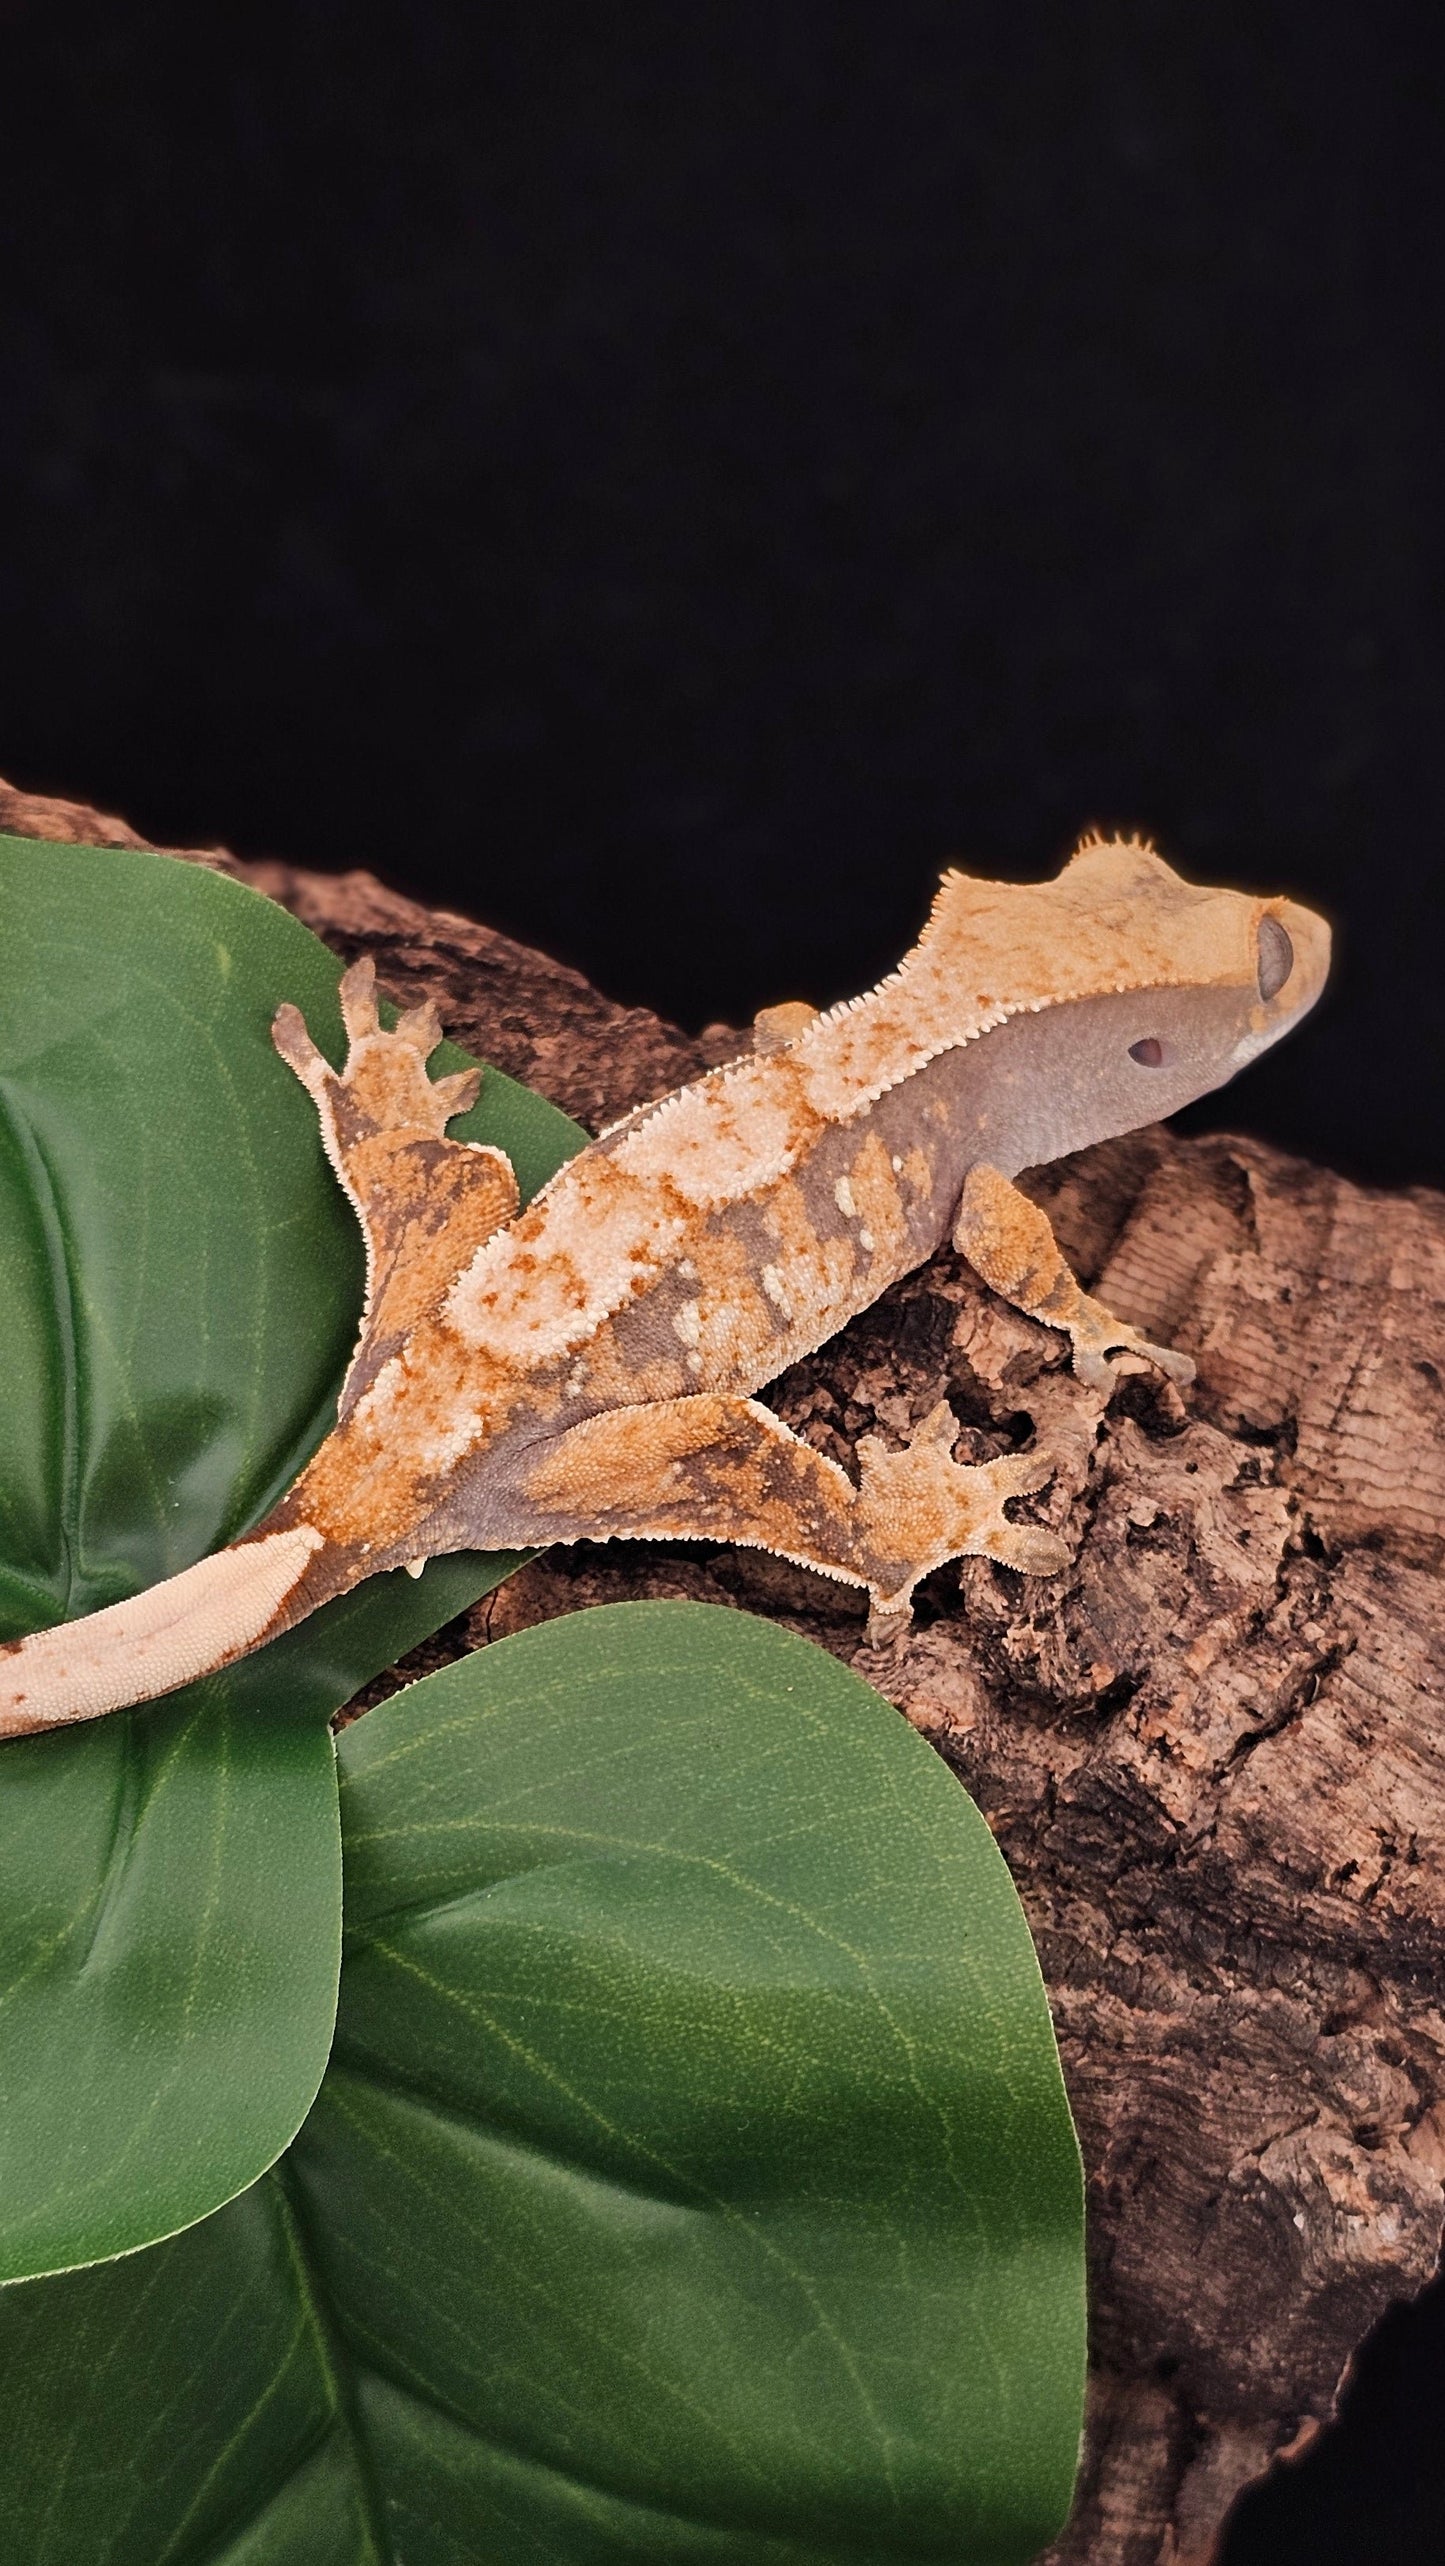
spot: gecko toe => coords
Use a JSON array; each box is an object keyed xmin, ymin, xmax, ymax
[
  {"xmin": 863, "ymin": 1590, "xmax": 915, "ymax": 1648},
  {"xmin": 1146, "ymin": 1340, "xmax": 1196, "ymax": 1389},
  {"xmin": 1071, "ymin": 1341, "xmax": 1117, "ymax": 1392},
  {"xmin": 908, "ymin": 1400, "xmax": 961, "ymax": 1452},
  {"xmin": 1074, "ymin": 1330, "xmax": 1196, "ymax": 1394},
  {"xmin": 433, "ymin": 1066, "xmax": 484, "ymax": 1119},
  {"xmin": 339, "ymin": 957, "xmax": 381, "ymax": 1042},
  {"xmin": 271, "ymin": 1002, "xmax": 326, "ymax": 1085},
  {"xmin": 395, "ymin": 997, "xmax": 444, "ymax": 1057},
  {"xmin": 976, "ymin": 1522, "xmax": 1071, "ymax": 1577},
  {"xmin": 985, "ymin": 1448, "xmax": 1055, "ymax": 1498}
]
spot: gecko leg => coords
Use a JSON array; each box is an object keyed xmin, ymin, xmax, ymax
[
  {"xmin": 273, "ymin": 958, "xmax": 520, "ymax": 1415},
  {"xmin": 517, "ymin": 1393, "xmax": 1069, "ymax": 1638},
  {"xmin": 953, "ymin": 1161, "xmax": 1195, "ymax": 1392}
]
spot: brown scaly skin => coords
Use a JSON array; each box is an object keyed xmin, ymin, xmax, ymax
[{"xmin": 0, "ymin": 836, "xmax": 1329, "ymax": 1734}]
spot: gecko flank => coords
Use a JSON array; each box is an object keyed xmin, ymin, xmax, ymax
[{"xmin": 0, "ymin": 835, "xmax": 1329, "ymax": 1734}]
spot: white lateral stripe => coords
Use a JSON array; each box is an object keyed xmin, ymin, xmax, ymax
[{"xmin": 0, "ymin": 1526, "xmax": 323, "ymax": 1735}]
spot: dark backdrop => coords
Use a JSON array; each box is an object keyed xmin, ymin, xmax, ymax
[
  {"xmin": 1, "ymin": 2, "xmax": 1443, "ymax": 1192},
  {"xmin": 1, "ymin": 10, "xmax": 1442, "ymax": 2552}
]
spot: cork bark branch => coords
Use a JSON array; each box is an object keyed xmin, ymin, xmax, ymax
[{"xmin": 4, "ymin": 775, "xmax": 1442, "ymax": 2565}]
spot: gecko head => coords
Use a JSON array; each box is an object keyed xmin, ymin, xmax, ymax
[
  {"xmin": 1039, "ymin": 835, "xmax": 1332, "ymax": 1140},
  {"xmin": 931, "ymin": 835, "xmax": 1333, "ymax": 1171}
]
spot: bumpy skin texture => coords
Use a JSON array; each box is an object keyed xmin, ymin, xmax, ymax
[{"xmin": 0, "ymin": 836, "xmax": 1329, "ymax": 1733}]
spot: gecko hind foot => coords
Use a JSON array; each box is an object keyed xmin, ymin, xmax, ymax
[
  {"xmin": 857, "ymin": 1403, "xmax": 1070, "ymax": 1639},
  {"xmin": 273, "ymin": 957, "xmax": 484, "ymax": 1141},
  {"xmin": 271, "ymin": 960, "xmax": 519, "ymax": 1416}
]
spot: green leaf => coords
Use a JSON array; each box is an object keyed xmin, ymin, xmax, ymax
[
  {"xmin": 0, "ymin": 1603, "xmax": 1086, "ymax": 2562},
  {"xmin": 0, "ymin": 837, "xmax": 585, "ymax": 2282}
]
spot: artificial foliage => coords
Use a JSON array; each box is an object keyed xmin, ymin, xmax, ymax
[{"xmin": 0, "ymin": 839, "xmax": 1084, "ymax": 2561}]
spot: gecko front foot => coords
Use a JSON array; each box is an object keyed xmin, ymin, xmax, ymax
[
  {"xmin": 953, "ymin": 1162, "xmax": 1196, "ymax": 1395},
  {"xmin": 857, "ymin": 1401, "xmax": 1070, "ymax": 1640}
]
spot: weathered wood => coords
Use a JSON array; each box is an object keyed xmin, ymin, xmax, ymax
[{"xmin": 4, "ymin": 775, "xmax": 1441, "ymax": 2564}]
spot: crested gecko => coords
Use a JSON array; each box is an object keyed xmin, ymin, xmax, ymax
[{"xmin": 0, "ymin": 835, "xmax": 1329, "ymax": 1737}]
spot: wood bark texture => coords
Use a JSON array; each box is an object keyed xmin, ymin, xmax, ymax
[{"xmin": 3, "ymin": 777, "xmax": 1442, "ymax": 2566}]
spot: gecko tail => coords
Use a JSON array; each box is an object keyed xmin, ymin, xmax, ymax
[{"xmin": 0, "ymin": 1524, "xmax": 327, "ymax": 1738}]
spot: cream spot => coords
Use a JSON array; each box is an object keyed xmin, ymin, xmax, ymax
[
  {"xmin": 859, "ymin": 1229, "xmax": 875, "ymax": 1253},
  {"xmin": 353, "ymin": 1347, "xmax": 482, "ymax": 1474},
  {"xmin": 834, "ymin": 1175, "xmax": 857, "ymax": 1218},
  {"xmin": 760, "ymin": 1263, "xmax": 793, "ymax": 1318},
  {"xmin": 620, "ymin": 1066, "xmax": 808, "ymax": 1205},
  {"xmin": 447, "ymin": 1163, "xmax": 686, "ymax": 1362},
  {"xmin": 891, "ymin": 1154, "xmax": 903, "ymax": 1173},
  {"xmin": 672, "ymin": 1299, "xmax": 702, "ymax": 1346}
]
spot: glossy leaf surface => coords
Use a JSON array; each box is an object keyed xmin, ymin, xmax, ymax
[
  {"xmin": 0, "ymin": 837, "xmax": 584, "ymax": 2280},
  {"xmin": 0, "ymin": 1603, "xmax": 1086, "ymax": 2561}
]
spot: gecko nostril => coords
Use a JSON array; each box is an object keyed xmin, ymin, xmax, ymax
[
  {"xmin": 1257, "ymin": 915, "xmax": 1294, "ymax": 1000},
  {"xmin": 1128, "ymin": 1037, "xmax": 1165, "ymax": 1067}
]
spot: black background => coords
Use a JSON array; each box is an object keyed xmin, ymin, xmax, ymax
[
  {"xmin": 2, "ymin": 5, "xmax": 1442, "ymax": 2552},
  {"xmin": 2, "ymin": 3, "xmax": 1443, "ymax": 1191}
]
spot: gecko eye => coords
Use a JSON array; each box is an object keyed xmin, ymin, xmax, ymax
[
  {"xmin": 1257, "ymin": 915, "xmax": 1294, "ymax": 1000},
  {"xmin": 1128, "ymin": 1037, "xmax": 1165, "ymax": 1067}
]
